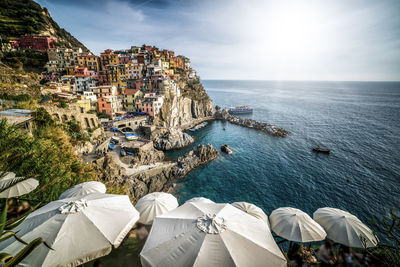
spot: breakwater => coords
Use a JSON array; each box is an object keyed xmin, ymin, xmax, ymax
[{"xmin": 215, "ymin": 108, "xmax": 288, "ymax": 137}]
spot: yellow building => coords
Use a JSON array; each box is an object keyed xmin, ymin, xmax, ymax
[
  {"xmin": 107, "ymin": 64, "xmax": 126, "ymax": 93},
  {"xmin": 123, "ymin": 89, "xmax": 143, "ymax": 112},
  {"xmin": 162, "ymin": 60, "xmax": 169, "ymax": 71},
  {"xmin": 75, "ymin": 99, "xmax": 92, "ymax": 112},
  {"xmin": 78, "ymin": 54, "xmax": 100, "ymax": 72}
]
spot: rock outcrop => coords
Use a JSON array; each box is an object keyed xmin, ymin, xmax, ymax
[
  {"xmin": 157, "ymin": 76, "xmax": 214, "ymax": 128},
  {"xmin": 125, "ymin": 163, "xmax": 176, "ymax": 201},
  {"xmin": 133, "ymin": 146, "xmax": 165, "ymax": 166},
  {"xmin": 74, "ymin": 141, "xmax": 94, "ymax": 155},
  {"xmin": 153, "ymin": 128, "xmax": 194, "ymax": 150},
  {"xmin": 110, "ymin": 144, "xmax": 219, "ymax": 201},
  {"xmin": 170, "ymin": 144, "xmax": 219, "ymax": 178},
  {"xmin": 93, "ymin": 154, "xmax": 127, "ymax": 183},
  {"xmin": 221, "ymin": 144, "xmax": 232, "ymax": 154},
  {"xmin": 215, "ymin": 108, "xmax": 288, "ymax": 137}
]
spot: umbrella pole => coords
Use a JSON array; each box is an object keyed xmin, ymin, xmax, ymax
[{"xmin": 288, "ymin": 241, "xmax": 293, "ymax": 252}]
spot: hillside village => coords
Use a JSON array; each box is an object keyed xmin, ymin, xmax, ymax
[
  {"xmin": 0, "ymin": 32, "xmax": 218, "ymax": 203},
  {"xmin": 2, "ymin": 34, "xmax": 198, "ymax": 122}
]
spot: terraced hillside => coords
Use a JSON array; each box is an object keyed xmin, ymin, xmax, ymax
[{"xmin": 0, "ymin": 0, "xmax": 88, "ymax": 50}]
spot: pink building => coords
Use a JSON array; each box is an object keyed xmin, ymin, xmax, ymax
[{"xmin": 136, "ymin": 93, "xmax": 164, "ymax": 117}]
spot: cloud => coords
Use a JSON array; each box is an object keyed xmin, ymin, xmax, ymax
[{"xmin": 37, "ymin": 0, "xmax": 400, "ymax": 80}]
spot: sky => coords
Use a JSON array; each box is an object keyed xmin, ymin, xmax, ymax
[{"xmin": 36, "ymin": 0, "xmax": 400, "ymax": 81}]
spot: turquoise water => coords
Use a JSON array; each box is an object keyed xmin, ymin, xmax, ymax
[{"xmin": 168, "ymin": 80, "xmax": 400, "ymax": 237}]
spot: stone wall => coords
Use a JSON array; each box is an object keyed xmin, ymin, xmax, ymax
[
  {"xmin": 42, "ymin": 104, "xmax": 99, "ymax": 130},
  {"xmin": 112, "ymin": 116, "xmax": 147, "ymax": 132}
]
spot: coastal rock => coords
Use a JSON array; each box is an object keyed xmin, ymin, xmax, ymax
[
  {"xmin": 90, "ymin": 127, "xmax": 106, "ymax": 142},
  {"xmin": 134, "ymin": 147, "xmax": 165, "ymax": 165},
  {"xmin": 74, "ymin": 141, "xmax": 94, "ymax": 155},
  {"xmin": 153, "ymin": 128, "xmax": 194, "ymax": 150},
  {"xmin": 92, "ymin": 154, "xmax": 126, "ymax": 183},
  {"xmin": 221, "ymin": 144, "xmax": 232, "ymax": 154},
  {"xmin": 215, "ymin": 109, "xmax": 288, "ymax": 137},
  {"xmin": 157, "ymin": 75, "xmax": 215, "ymax": 128},
  {"xmin": 125, "ymin": 163, "xmax": 176, "ymax": 201},
  {"xmin": 118, "ymin": 144, "xmax": 218, "ymax": 201},
  {"xmin": 171, "ymin": 144, "xmax": 219, "ymax": 178}
]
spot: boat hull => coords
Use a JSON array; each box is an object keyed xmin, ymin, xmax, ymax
[{"xmin": 228, "ymin": 109, "xmax": 253, "ymax": 114}]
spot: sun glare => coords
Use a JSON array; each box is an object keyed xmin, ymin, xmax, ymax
[{"xmin": 261, "ymin": 3, "xmax": 330, "ymax": 63}]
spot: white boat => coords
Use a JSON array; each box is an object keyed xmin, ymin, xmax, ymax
[
  {"xmin": 228, "ymin": 106, "xmax": 253, "ymax": 114},
  {"xmin": 125, "ymin": 134, "xmax": 138, "ymax": 141}
]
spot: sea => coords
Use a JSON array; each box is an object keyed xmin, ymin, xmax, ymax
[
  {"xmin": 104, "ymin": 80, "xmax": 400, "ymax": 264},
  {"xmin": 167, "ymin": 80, "xmax": 400, "ymax": 236}
]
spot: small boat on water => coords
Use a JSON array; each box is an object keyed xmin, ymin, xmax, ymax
[
  {"xmin": 125, "ymin": 133, "xmax": 138, "ymax": 141},
  {"xmin": 313, "ymin": 146, "xmax": 330, "ymax": 154},
  {"xmin": 189, "ymin": 122, "xmax": 208, "ymax": 132},
  {"xmin": 228, "ymin": 106, "xmax": 253, "ymax": 114}
]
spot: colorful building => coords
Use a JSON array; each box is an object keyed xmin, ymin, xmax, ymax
[
  {"xmin": 136, "ymin": 93, "xmax": 164, "ymax": 117},
  {"xmin": 123, "ymin": 89, "xmax": 144, "ymax": 112},
  {"xmin": 97, "ymin": 96, "xmax": 122, "ymax": 118},
  {"xmin": 125, "ymin": 63, "xmax": 144, "ymax": 79},
  {"xmin": 91, "ymin": 85, "xmax": 117, "ymax": 98},
  {"xmin": 19, "ymin": 35, "xmax": 57, "ymax": 51}
]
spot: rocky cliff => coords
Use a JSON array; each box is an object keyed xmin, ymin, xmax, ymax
[
  {"xmin": 153, "ymin": 128, "xmax": 194, "ymax": 150},
  {"xmin": 157, "ymin": 75, "xmax": 214, "ymax": 128},
  {"xmin": 98, "ymin": 144, "xmax": 219, "ymax": 201},
  {"xmin": 0, "ymin": 0, "xmax": 88, "ymax": 51}
]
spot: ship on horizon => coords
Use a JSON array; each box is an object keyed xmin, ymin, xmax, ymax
[{"xmin": 228, "ymin": 106, "xmax": 253, "ymax": 114}]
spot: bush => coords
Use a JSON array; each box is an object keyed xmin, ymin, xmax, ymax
[
  {"xmin": 0, "ymin": 119, "xmax": 98, "ymax": 202},
  {"xmin": 59, "ymin": 101, "xmax": 67, "ymax": 108},
  {"xmin": 0, "ymin": 93, "xmax": 31, "ymax": 102}
]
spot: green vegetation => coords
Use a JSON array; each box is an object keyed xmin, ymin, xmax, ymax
[
  {"xmin": 96, "ymin": 111, "xmax": 112, "ymax": 119},
  {"xmin": 368, "ymin": 209, "xmax": 400, "ymax": 266},
  {"xmin": 66, "ymin": 119, "xmax": 90, "ymax": 143},
  {"xmin": 0, "ymin": 93, "xmax": 31, "ymax": 102},
  {"xmin": 59, "ymin": 101, "xmax": 67, "ymax": 108},
  {"xmin": 0, "ymin": 115, "xmax": 97, "ymax": 202},
  {"xmin": 1, "ymin": 50, "xmax": 48, "ymax": 72},
  {"xmin": 0, "ymin": 0, "xmax": 88, "ymax": 50}
]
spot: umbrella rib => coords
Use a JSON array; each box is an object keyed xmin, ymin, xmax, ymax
[{"xmin": 222, "ymin": 229, "xmax": 286, "ymax": 262}]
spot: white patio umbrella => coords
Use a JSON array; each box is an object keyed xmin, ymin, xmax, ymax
[
  {"xmin": 313, "ymin": 207, "xmax": 378, "ymax": 248},
  {"xmin": 0, "ymin": 172, "xmax": 39, "ymax": 198},
  {"xmin": 186, "ymin": 197, "xmax": 214, "ymax": 204},
  {"xmin": 140, "ymin": 202, "xmax": 287, "ymax": 267},
  {"xmin": 0, "ymin": 193, "xmax": 139, "ymax": 266},
  {"xmin": 135, "ymin": 192, "xmax": 178, "ymax": 225},
  {"xmin": 59, "ymin": 181, "xmax": 106, "ymax": 199},
  {"xmin": 270, "ymin": 207, "xmax": 326, "ymax": 242},
  {"xmin": 232, "ymin": 201, "xmax": 270, "ymax": 227}
]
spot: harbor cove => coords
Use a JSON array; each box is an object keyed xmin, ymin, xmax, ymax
[{"xmin": 169, "ymin": 80, "xmax": 400, "ymax": 229}]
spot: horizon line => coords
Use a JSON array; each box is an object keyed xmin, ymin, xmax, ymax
[{"xmin": 201, "ymin": 79, "xmax": 400, "ymax": 82}]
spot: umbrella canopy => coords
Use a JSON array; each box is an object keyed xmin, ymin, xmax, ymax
[
  {"xmin": 59, "ymin": 181, "xmax": 107, "ymax": 199},
  {"xmin": 0, "ymin": 193, "xmax": 139, "ymax": 266},
  {"xmin": 270, "ymin": 207, "xmax": 326, "ymax": 242},
  {"xmin": 140, "ymin": 202, "xmax": 287, "ymax": 267},
  {"xmin": 313, "ymin": 207, "xmax": 378, "ymax": 248},
  {"xmin": 232, "ymin": 201, "xmax": 270, "ymax": 227},
  {"xmin": 135, "ymin": 192, "xmax": 179, "ymax": 225},
  {"xmin": 0, "ymin": 172, "xmax": 39, "ymax": 198},
  {"xmin": 186, "ymin": 197, "xmax": 214, "ymax": 204}
]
